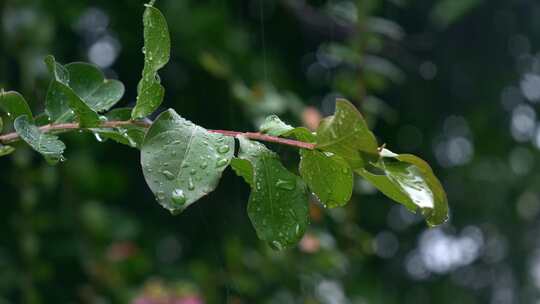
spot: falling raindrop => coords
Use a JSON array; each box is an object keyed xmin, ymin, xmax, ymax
[{"xmin": 94, "ymin": 133, "xmax": 105, "ymax": 142}]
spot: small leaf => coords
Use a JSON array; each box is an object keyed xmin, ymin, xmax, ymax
[
  {"xmin": 131, "ymin": 5, "xmax": 171, "ymax": 119},
  {"xmin": 230, "ymin": 158, "xmax": 254, "ymax": 187},
  {"xmin": 141, "ymin": 109, "xmax": 234, "ymax": 213},
  {"xmin": 44, "ymin": 55, "xmax": 69, "ymax": 85},
  {"xmin": 50, "ymin": 81, "xmax": 101, "ymax": 127},
  {"xmin": 92, "ymin": 108, "xmax": 146, "ymax": 148},
  {"xmin": 0, "ymin": 145, "xmax": 15, "ymax": 157},
  {"xmin": 14, "ymin": 115, "xmax": 65, "ymax": 164},
  {"xmin": 44, "ymin": 56, "xmax": 101, "ymax": 126},
  {"xmin": 316, "ymin": 98, "xmax": 378, "ymax": 168},
  {"xmin": 356, "ymin": 149, "xmax": 449, "ymax": 226},
  {"xmin": 0, "ymin": 90, "xmax": 33, "ymax": 121},
  {"xmin": 65, "ymin": 62, "xmax": 125, "ymax": 112},
  {"xmin": 259, "ymin": 115, "xmax": 294, "ymax": 136},
  {"xmin": 235, "ymin": 136, "xmax": 309, "ymax": 250},
  {"xmin": 299, "ymin": 150, "xmax": 353, "ymax": 208}
]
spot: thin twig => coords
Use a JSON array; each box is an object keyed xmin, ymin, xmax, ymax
[{"xmin": 0, "ymin": 120, "xmax": 316, "ymax": 150}]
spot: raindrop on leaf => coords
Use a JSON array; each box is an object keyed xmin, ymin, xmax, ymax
[{"xmin": 171, "ymin": 189, "xmax": 186, "ymax": 206}]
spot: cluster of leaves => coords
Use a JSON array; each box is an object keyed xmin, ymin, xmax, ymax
[{"xmin": 0, "ymin": 1, "xmax": 448, "ymax": 250}]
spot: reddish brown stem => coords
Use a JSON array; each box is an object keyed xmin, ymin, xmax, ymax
[{"xmin": 0, "ymin": 120, "xmax": 316, "ymax": 150}]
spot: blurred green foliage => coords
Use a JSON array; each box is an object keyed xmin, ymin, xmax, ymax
[{"xmin": 2, "ymin": 0, "xmax": 540, "ymax": 303}]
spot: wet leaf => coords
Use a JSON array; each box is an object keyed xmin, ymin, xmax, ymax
[
  {"xmin": 0, "ymin": 145, "xmax": 15, "ymax": 157},
  {"xmin": 14, "ymin": 115, "xmax": 65, "ymax": 164},
  {"xmin": 230, "ymin": 158, "xmax": 254, "ymax": 187},
  {"xmin": 131, "ymin": 4, "xmax": 171, "ymax": 119},
  {"xmin": 0, "ymin": 90, "xmax": 34, "ymax": 121},
  {"xmin": 299, "ymin": 150, "xmax": 353, "ymax": 208},
  {"xmin": 44, "ymin": 56, "xmax": 101, "ymax": 127},
  {"xmin": 234, "ymin": 136, "xmax": 309, "ymax": 250},
  {"xmin": 141, "ymin": 109, "xmax": 234, "ymax": 213},
  {"xmin": 91, "ymin": 108, "xmax": 146, "ymax": 148},
  {"xmin": 356, "ymin": 149, "xmax": 448, "ymax": 226},
  {"xmin": 259, "ymin": 115, "xmax": 294, "ymax": 136},
  {"xmin": 65, "ymin": 62, "xmax": 125, "ymax": 112},
  {"xmin": 316, "ymin": 98, "xmax": 378, "ymax": 168}
]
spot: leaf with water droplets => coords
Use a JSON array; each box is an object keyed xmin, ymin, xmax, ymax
[
  {"xmin": 14, "ymin": 115, "xmax": 65, "ymax": 164},
  {"xmin": 44, "ymin": 56, "xmax": 101, "ymax": 127},
  {"xmin": 234, "ymin": 136, "xmax": 309, "ymax": 250},
  {"xmin": 299, "ymin": 150, "xmax": 353, "ymax": 208},
  {"xmin": 65, "ymin": 62, "xmax": 125, "ymax": 112},
  {"xmin": 91, "ymin": 108, "xmax": 146, "ymax": 148},
  {"xmin": 259, "ymin": 115, "xmax": 294, "ymax": 136},
  {"xmin": 355, "ymin": 149, "xmax": 449, "ymax": 226},
  {"xmin": 316, "ymin": 98, "xmax": 378, "ymax": 168},
  {"xmin": 131, "ymin": 4, "xmax": 171, "ymax": 119},
  {"xmin": 141, "ymin": 109, "xmax": 234, "ymax": 213},
  {"xmin": 0, "ymin": 90, "xmax": 33, "ymax": 121}
]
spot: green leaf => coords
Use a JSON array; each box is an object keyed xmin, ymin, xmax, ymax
[
  {"xmin": 92, "ymin": 108, "xmax": 146, "ymax": 148},
  {"xmin": 235, "ymin": 136, "xmax": 309, "ymax": 250},
  {"xmin": 0, "ymin": 145, "xmax": 15, "ymax": 157},
  {"xmin": 285, "ymin": 127, "xmax": 316, "ymax": 143},
  {"xmin": 259, "ymin": 115, "xmax": 294, "ymax": 136},
  {"xmin": 230, "ymin": 158, "xmax": 254, "ymax": 187},
  {"xmin": 44, "ymin": 56, "xmax": 101, "ymax": 127},
  {"xmin": 141, "ymin": 109, "xmax": 234, "ymax": 213},
  {"xmin": 0, "ymin": 90, "xmax": 33, "ymax": 121},
  {"xmin": 44, "ymin": 55, "xmax": 69, "ymax": 85},
  {"xmin": 50, "ymin": 81, "xmax": 101, "ymax": 127},
  {"xmin": 131, "ymin": 4, "xmax": 171, "ymax": 119},
  {"xmin": 14, "ymin": 115, "xmax": 65, "ymax": 164},
  {"xmin": 316, "ymin": 98, "xmax": 378, "ymax": 168},
  {"xmin": 65, "ymin": 62, "xmax": 125, "ymax": 112},
  {"xmin": 299, "ymin": 150, "xmax": 353, "ymax": 208},
  {"xmin": 356, "ymin": 149, "xmax": 449, "ymax": 226}
]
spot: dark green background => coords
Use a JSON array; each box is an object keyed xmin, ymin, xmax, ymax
[{"xmin": 0, "ymin": 0, "xmax": 538, "ymax": 303}]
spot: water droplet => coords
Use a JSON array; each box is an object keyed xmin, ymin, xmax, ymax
[
  {"xmin": 162, "ymin": 170, "xmax": 174, "ymax": 180},
  {"xmin": 171, "ymin": 189, "xmax": 186, "ymax": 206},
  {"xmin": 190, "ymin": 168, "xmax": 196, "ymax": 175},
  {"xmin": 188, "ymin": 178, "xmax": 195, "ymax": 190},
  {"xmin": 276, "ymin": 179, "xmax": 295, "ymax": 191},
  {"xmin": 216, "ymin": 158, "xmax": 228, "ymax": 167},
  {"xmin": 156, "ymin": 191, "xmax": 165, "ymax": 200},
  {"xmin": 200, "ymin": 161, "xmax": 208, "ymax": 169},
  {"xmin": 217, "ymin": 145, "xmax": 230, "ymax": 154},
  {"xmin": 341, "ymin": 167, "xmax": 349, "ymax": 174}
]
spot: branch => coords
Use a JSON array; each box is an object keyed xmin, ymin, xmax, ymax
[{"xmin": 0, "ymin": 120, "xmax": 316, "ymax": 150}]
